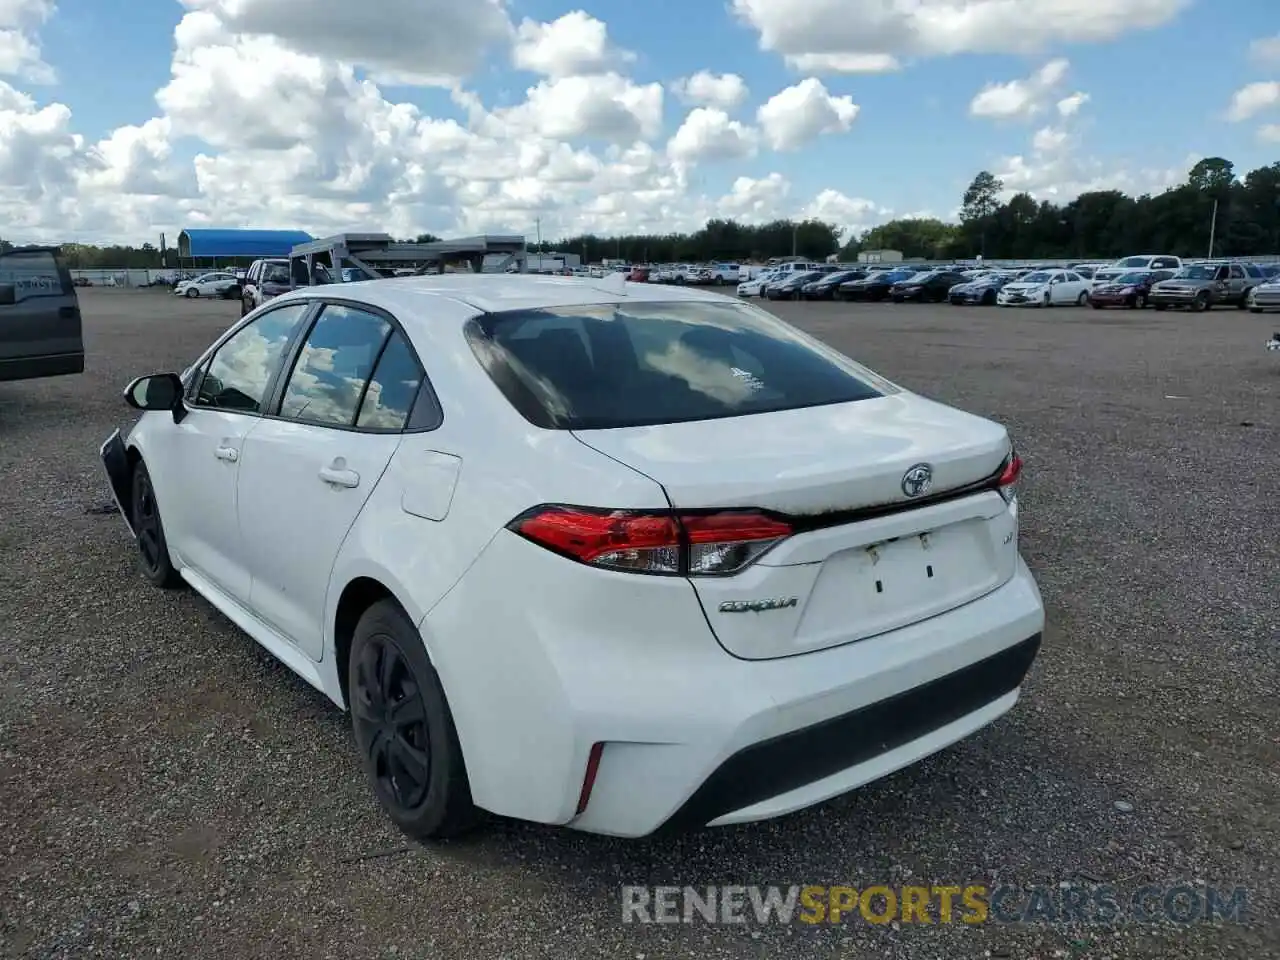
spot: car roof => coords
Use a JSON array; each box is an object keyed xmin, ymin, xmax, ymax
[{"xmin": 276, "ymin": 273, "xmax": 735, "ymax": 331}]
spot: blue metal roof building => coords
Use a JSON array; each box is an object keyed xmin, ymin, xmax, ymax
[{"xmin": 177, "ymin": 228, "xmax": 314, "ymax": 259}]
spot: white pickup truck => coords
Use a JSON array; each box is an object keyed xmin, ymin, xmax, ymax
[{"xmin": 709, "ymin": 263, "xmax": 742, "ymax": 285}]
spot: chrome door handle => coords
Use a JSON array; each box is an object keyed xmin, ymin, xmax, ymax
[
  {"xmin": 214, "ymin": 445, "xmax": 238, "ymax": 462},
  {"xmin": 319, "ymin": 466, "xmax": 359, "ymax": 488}
]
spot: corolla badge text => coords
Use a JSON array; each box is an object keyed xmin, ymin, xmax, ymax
[{"xmin": 719, "ymin": 597, "xmax": 799, "ymax": 613}]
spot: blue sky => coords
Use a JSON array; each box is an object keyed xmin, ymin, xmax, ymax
[{"xmin": 9, "ymin": 0, "xmax": 1280, "ymax": 243}]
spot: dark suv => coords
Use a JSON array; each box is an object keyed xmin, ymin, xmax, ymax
[{"xmin": 0, "ymin": 246, "xmax": 84, "ymax": 382}]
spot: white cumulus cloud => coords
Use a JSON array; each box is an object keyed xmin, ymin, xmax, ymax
[
  {"xmin": 757, "ymin": 77, "xmax": 858, "ymax": 150},
  {"xmin": 969, "ymin": 59, "xmax": 1071, "ymax": 120},
  {"xmin": 669, "ymin": 71, "xmax": 749, "ymax": 111}
]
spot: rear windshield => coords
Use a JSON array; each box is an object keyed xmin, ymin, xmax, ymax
[{"xmin": 464, "ymin": 300, "xmax": 892, "ymax": 430}]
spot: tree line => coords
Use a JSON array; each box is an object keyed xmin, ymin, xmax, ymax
[
  {"xmin": 862, "ymin": 157, "xmax": 1280, "ymax": 262},
  {"xmin": 9, "ymin": 157, "xmax": 1278, "ymax": 267},
  {"xmin": 538, "ymin": 157, "xmax": 1279, "ymax": 263}
]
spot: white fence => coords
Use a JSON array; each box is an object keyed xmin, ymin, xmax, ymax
[{"xmin": 68, "ymin": 269, "xmax": 177, "ymax": 287}]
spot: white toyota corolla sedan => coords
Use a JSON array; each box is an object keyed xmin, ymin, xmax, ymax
[{"xmin": 100, "ymin": 274, "xmax": 1045, "ymax": 840}]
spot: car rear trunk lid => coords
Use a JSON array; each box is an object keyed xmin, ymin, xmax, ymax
[{"xmin": 573, "ymin": 394, "xmax": 1019, "ymax": 659}]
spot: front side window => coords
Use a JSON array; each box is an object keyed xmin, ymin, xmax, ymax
[
  {"xmin": 465, "ymin": 300, "xmax": 893, "ymax": 430},
  {"xmin": 278, "ymin": 303, "xmax": 391, "ymax": 426},
  {"xmin": 194, "ymin": 303, "xmax": 311, "ymax": 412}
]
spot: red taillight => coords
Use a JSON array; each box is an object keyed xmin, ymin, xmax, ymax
[
  {"xmin": 508, "ymin": 506, "xmax": 792, "ymax": 575},
  {"xmin": 996, "ymin": 451, "xmax": 1022, "ymax": 503},
  {"xmin": 681, "ymin": 511, "xmax": 793, "ymax": 575},
  {"xmin": 998, "ymin": 454, "xmax": 1022, "ymax": 487},
  {"xmin": 510, "ymin": 507, "xmax": 681, "ymax": 572}
]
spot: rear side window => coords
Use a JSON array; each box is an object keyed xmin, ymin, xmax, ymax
[
  {"xmin": 465, "ymin": 300, "xmax": 892, "ymax": 430},
  {"xmin": 356, "ymin": 331, "xmax": 423, "ymax": 430},
  {"xmin": 0, "ymin": 250, "xmax": 70, "ymax": 302}
]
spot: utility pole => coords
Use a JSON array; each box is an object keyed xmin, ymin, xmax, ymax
[
  {"xmin": 1207, "ymin": 199, "xmax": 1218, "ymax": 259},
  {"xmin": 535, "ymin": 217, "xmax": 542, "ymax": 251}
]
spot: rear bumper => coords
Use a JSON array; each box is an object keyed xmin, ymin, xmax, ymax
[
  {"xmin": 660, "ymin": 632, "xmax": 1040, "ymax": 832},
  {"xmin": 0, "ymin": 352, "xmax": 84, "ymax": 382},
  {"xmin": 426, "ymin": 532, "xmax": 1046, "ymax": 837}
]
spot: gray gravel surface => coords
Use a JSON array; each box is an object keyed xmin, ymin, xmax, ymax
[{"xmin": 1, "ymin": 289, "xmax": 1276, "ymax": 959}]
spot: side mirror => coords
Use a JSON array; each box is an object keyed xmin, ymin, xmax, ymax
[
  {"xmin": 0, "ymin": 283, "xmax": 15, "ymax": 306},
  {"xmin": 124, "ymin": 373, "xmax": 184, "ymax": 412}
]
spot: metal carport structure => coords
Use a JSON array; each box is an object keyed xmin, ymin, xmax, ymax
[{"xmin": 288, "ymin": 233, "xmax": 527, "ymax": 282}]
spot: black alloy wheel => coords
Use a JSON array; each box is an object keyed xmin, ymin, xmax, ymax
[
  {"xmin": 131, "ymin": 461, "xmax": 181, "ymax": 588},
  {"xmin": 352, "ymin": 635, "xmax": 433, "ymax": 812},
  {"xmin": 348, "ymin": 600, "xmax": 476, "ymax": 839}
]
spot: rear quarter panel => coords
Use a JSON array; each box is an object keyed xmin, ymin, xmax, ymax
[{"xmin": 321, "ymin": 311, "xmax": 669, "ymax": 692}]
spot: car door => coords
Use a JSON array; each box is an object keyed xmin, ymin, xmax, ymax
[
  {"xmin": 235, "ymin": 301, "xmax": 423, "ymax": 659},
  {"xmin": 159, "ymin": 301, "xmax": 315, "ymax": 603},
  {"xmin": 1228, "ymin": 264, "xmax": 1247, "ymax": 301},
  {"xmin": 0, "ymin": 247, "xmax": 83, "ymax": 382},
  {"xmin": 243, "ymin": 262, "xmax": 260, "ymax": 307}
]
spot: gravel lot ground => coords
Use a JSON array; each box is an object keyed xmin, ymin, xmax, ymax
[{"xmin": 1, "ymin": 288, "xmax": 1277, "ymax": 960}]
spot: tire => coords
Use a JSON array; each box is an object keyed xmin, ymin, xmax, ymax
[
  {"xmin": 1043, "ymin": 292, "xmax": 1052, "ymax": 308},
  {"xmin": 131, "ymin": 460, "xmax": 182, "ymax": 589},
  {"xmin": 1154, "ymin": 303, "xmax": 1167, "ymax": 311},
  {"xmin": 1135, "ymin": 293, "xmax": 1147, "ymax": 309},
  {"xmin": 982, "ymin": 290, "xmax": 996, "ymax": 306},
  {"xmin": 184, "ymin": 287, "xmax": 198, "ymax": 298},
  {"xmin": 1250, "ymin": 307, "xmax": 1263, "ymax": 314},
  {"xmin": 1192, "ymin": 292, "xmax": 1209, "ymax": 312},
  {"xmin": 1238, "ymin": 289, "xmax": 1251, "ymax": 310},
  {"xmin": 1091, "ymin": 301, "xmax": 1103, "ymax": 309},
  {"xmin": 1076, "ymin": 291, "xmax": 1089, "ymax": 306},
  {"xmin": 348, "ymin": 599, "xmax": 478, "ymax": 840}
]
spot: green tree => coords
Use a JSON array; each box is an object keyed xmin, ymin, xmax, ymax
[
  {"xmin": 854, "ymin": 218, "xmax": 958, "ymax": 259},
  {"xmin": 960, "ymin": 170, "xmax": 1004, "ymax": 257}
]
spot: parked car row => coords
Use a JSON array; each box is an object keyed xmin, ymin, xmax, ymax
[{"xmin": 737, "ymin": 259, "xmax": 1280, "ymax": 311}]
